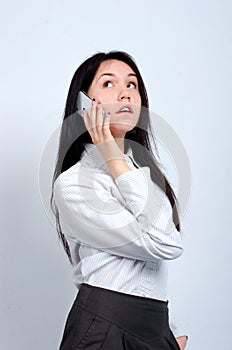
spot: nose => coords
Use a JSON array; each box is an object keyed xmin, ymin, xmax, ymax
[
  {"xmin": 120, "ymin": 95, "xmax": 130, "ymax": 101},
  {"xmin": 118, "ymin": 87, "xmax": 131, "ymax": 102}
]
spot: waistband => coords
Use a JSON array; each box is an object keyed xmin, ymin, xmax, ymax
[{"xmin": 75, "ymin": 283, "xmax": 170, "ymax": 339}]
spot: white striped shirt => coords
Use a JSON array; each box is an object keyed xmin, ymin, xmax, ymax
[{"xmin": 54, "ymin": 143, "xmax": 187, "ymax": 339}]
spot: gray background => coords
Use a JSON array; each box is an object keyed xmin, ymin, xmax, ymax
[{"xmin": 1, "ymin": 0, "xmax": 231, "ymax": 349}]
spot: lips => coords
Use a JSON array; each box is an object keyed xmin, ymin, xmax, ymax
[{"xmin": 116, "ymin": 104, "xmax": 133, "ymax": 114}]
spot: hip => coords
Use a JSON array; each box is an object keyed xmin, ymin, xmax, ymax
[{"xmin": 59, "ymin": 283, "xmax": 180, "ymax": 349}]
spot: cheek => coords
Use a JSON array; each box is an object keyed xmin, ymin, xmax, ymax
[
  {"xmin": 137, "ymin": 94, "xmax": 142, "ymax": 105},
  {"xmin": 132, "ymin": 91, "xmax": 142, "ymax": 106},
  {"xmin": 87, "ymin": 85, "xmax": 105, "ymax": 101},
  {"xmin": 99, "ymin": 90, "xmax": 117, "ymax": 104},
  {"xmin": 88, "ymin": 90, "xmax": 113, "ymax": 104}
]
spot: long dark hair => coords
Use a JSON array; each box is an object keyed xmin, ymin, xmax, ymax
[{"xmin": 51, "ymin": 51, "xmax": 181, "ymax": 264}]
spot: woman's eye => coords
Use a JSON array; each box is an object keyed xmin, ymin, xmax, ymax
[
  {"xmin": 127, "ymin": 82, "xmax": 136, "ymax": 89},
  {"xmin": 103, "ymin": 81, "xmax": 113, "ymax": 88}
]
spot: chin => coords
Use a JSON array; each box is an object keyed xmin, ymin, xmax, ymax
[{"xmin": 110, "ymin": 124, "xmax": 135, "ymax": 135}]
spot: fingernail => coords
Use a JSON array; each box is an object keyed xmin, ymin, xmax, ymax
[
  {"xmin": 92, "ymin": 98, "xmax": 95, "ymax": 103},
  {"xmin": 107, "ymin": 112, "xmax": 111, "ymax": 115},
  {"xmin": 97, "ymin": 101, "xmax": 101, "ymax": 106}
]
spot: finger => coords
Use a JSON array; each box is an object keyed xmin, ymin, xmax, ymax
[
  {"xmin": 89, "ymin": 98, "xmax": 97, "ymax": 130},
  {"xmin": 82, "ymin": 108, "xmax": 91, "ymax": 130},
  {"xmin": 96, "ymin": 102, "xmax": 104, "ymax": 129},
  {"xmin": 102, "ymin": 112, "xmax": 112, "ymax": 138}
]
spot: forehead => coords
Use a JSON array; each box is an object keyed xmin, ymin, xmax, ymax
[{"xmin": 94, "ymin": 59, "xmax": 136, "ymax": 78}]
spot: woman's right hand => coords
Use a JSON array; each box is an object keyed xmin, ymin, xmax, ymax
[
  {"xmin": 82, "ymin": 99, "xmax": 131, "ymax": 180},
  {"xmin": 82, "ymin": 99, "xmax": 113, "ymax": 145}
]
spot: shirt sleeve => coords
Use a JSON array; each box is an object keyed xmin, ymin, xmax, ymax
[
  {"xmin": 54, "ymin": 165, "xmax": 183, "ymax": 262},
  {"xmin": 169, "ymin": 311, "xmax": 189, "ymax": 342}
]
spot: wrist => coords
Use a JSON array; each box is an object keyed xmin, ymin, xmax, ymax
[
  {"xmin": 96, "ymin": 139, "xmax": 123, "ymax": 162},
  {"xmin": 106, "ymin": 158, "xmax": 131, "ymax": 180}
]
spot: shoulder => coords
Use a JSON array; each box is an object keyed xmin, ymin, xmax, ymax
[
  {"xmin": 54, "ymin": 159, "xmax": 114, "ymax": 196},
  {"xmin": 54, "ymin": 161, "xmax": 81, "ymax": 189}
]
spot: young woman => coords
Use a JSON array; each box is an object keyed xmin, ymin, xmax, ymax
[{"xmin": 52, "ymin": 51, "xmax": 188, "ymax": 349}]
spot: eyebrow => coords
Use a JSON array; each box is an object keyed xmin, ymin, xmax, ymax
[{"xmin": 97, "ymin": 73, "xmax": 137, "ymax": 81}]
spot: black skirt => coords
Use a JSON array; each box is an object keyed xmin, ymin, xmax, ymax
[{"xmin": 59, "ymin": 283, "xmax": 180, "ymax": 350}]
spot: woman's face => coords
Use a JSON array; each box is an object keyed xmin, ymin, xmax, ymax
[{"xmin": 87, "ymin": 59, "xmax": 141, "ymax": 137}]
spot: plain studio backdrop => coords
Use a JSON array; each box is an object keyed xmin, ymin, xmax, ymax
[{"xmin": 1, "ymin": 1, "xmax": 231, "ymax": 349}]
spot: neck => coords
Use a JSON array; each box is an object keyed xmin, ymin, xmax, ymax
[
  {"xmin": 115, "ymin": 138, "xmax": 125, "ymax": 153},
  {"xmin": 111, "ymin": 132, "xmax": 126, "ymax": 154}
]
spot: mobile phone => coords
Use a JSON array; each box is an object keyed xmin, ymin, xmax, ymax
[
  {"xmin": 76, "ymin": 91, "xmax": 92, "ymax": 113},
  {"xmin": 77, "ymin": 90, "xmax": 108, "ymax": 120}
]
